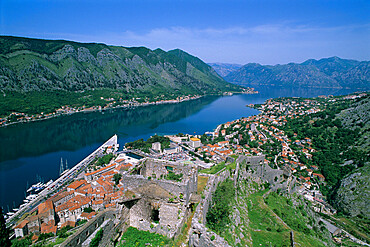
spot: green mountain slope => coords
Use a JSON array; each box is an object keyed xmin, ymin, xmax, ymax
[
  {"xmin": 0, "ymin": 36, "xmax": 240, "ymax": 94},
  {"xmin": 221, "ymin": 57, "xmax": 369, "ymax": 89}
]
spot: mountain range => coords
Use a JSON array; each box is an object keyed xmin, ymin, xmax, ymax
[
  {"xmin": 0, "ymin": 36, "xmax": 240, "ymax": 94},
  {"xmin": 207, "ymin": 63, "xmax": 242, "ymax": 77},
  {"xmin": 210, "ymin": 57, "xmax": 369, "ymax": 89}
]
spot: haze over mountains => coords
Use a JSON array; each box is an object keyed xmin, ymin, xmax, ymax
[
  {"xmin": 209, "ymin": 57, "xmax": 370, "ymax": 89},
  {"xmin": 207, "ymin": 63, "xmax": 242, "ymax": 77},
  {"xmin": 0, "ymin": 36, "xmax": 240, "ymax": 95}
]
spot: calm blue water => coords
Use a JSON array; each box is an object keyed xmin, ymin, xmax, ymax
[{"xmin": 0, "ymin": 86, "xmax": 358, "ymax": 211}]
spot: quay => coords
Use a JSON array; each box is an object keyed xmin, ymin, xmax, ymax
[{"xmin": 6, "ymin": 135, "xmax": 118, "ymax": 226}]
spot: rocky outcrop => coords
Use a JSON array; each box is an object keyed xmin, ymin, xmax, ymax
[
  {"xmin": 336, "ymin": 97, "xmax": 370, "ymax": 153},
  {"xmin": 334, "ymin": 163, "xmax": 370, "ymax": 218}
]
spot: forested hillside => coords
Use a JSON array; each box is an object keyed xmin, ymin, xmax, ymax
[
  {"xmin": 282, "ymin": 95, "xmax": 369, "ymax": 217},
  {"xmin": 0, "ymin": 36, "xmax": 240, "ymax": 94}
]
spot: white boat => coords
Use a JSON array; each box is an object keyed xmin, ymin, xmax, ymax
[
  {"xmin": 29, "ymin": 194, "xmax": 37, "ymax": 199},
  {"xmin": 23, "ymin": 199, "xmax": 29, "ymax": 203},
  {"xmin": 61, "ymin": 169, "xmax": 69, "ymax": 175},
  {"xmin": 6, "ymin": 212, "xmax": 14, "ymax": 216},
  {"xmin": 13, "ymin": 208, "xmax": 19, "ymax": 212},
  {"xmin": 45, "ymin": 180, "xmax": 53, "ymax": 187},
  {"xmin": 28, "ymin": 182, "xmax": 42, "ymax": 192}
]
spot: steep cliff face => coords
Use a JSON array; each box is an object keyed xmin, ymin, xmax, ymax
[
  {"xmin": 221, "ymin": 57, "xmax": 369, "ymax": 89},
  {"xmin": 333, "ymin": 97, "xmax": 370, "ymax": 218},
  {"xmin": 0, "ymin": 36, "xmax": 240, "ymax": 94},
  {"xmin": 334, "ymin": 164, "xmax": 370, "ymax": 218},
  {"xmin": 337, "ymin": 97, "xmax": 370, "ymax": 153}
]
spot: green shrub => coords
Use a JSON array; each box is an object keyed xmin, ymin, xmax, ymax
[
  {"xmin": 206, "ymin": 179, "xmax": 235, "ymax": 233},
  {"xmin": 90, "ymin": 229, "xmax": 103, "ymax": 247},
  {"xmin": 119, "ymin": 227, "xmax": 170, "ymax": 247},
  {"xmin": 165, "ymin": 172, "xmax": 183, "ymax": 182}
]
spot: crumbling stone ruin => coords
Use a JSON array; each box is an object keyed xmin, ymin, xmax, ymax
[
  {"xmin": 60, "ymin": 157, "xmax": 198, "ymax": 246},
  {"xmin": 117, "ymin": 158, "xmax": 198, "ymax": 238},
  {"xmin": 236, "ymin": 155, "xmax": 296, "ymax": 192}
]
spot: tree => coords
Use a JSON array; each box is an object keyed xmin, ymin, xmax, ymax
[
  {"xmin": 83, "ymin": 207, "xmax": 94, "ymax": 213},
  {"xmin": 0, "ymin": 208, "xmax": 11, "ymax": 247},
  {"xmin": 113, "ymin": 173, "xmax": 122, "ymax": 185}
]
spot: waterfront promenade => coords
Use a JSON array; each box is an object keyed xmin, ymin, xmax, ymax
[{"xmin": 6, "ymin": 135, "xmax": 118, "ymax": 226}]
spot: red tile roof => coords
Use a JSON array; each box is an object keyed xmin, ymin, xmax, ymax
[
  {"xmin": 67, "ymin": 180, "xmax": 87, "ymax": 190},
  {"xmin": 85, "ymin": 163, "xmax": 116, "ymax": 176}
]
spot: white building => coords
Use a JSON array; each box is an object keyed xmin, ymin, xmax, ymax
[
  {"xmin": 190, "ymin": 138, "xmax": 201, "ymax": 148},
  {"xmin": 152, "ymin": 142, "xmax": 162, "ymax": 152}
]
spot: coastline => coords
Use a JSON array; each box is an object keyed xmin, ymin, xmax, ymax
[{"xmin": 0, "ymin": 89, "xmax": 258, "ymax": 128}]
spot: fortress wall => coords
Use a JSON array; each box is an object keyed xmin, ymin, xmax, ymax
[
  {"xmin": 60, "ymin": 208, "xmax": 117, "ymax": 247},
  {"xmin": 188, "ymin": 168, "xmax": 231, "ymax": 247}
]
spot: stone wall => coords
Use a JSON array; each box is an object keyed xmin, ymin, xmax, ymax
[
  {"xmin": 236, "ymin": 155, "xmax": 264, "ymax": 166},
  {"xmin": 128, "ymin": 197, "xmax": 188, "ymax": 239},
  {"xmin": 188, "ymin": 168, "xmax": 231, "ymax": 247},
  {"xmin": 141, "ymin": 158, "xmax": 193, "ymax": 179},
  {"xmin": 60, "ymin": 208, "xmax": 117, "ymax": 247},
  {"xmin": 129, "ymin": 198, "xmax": 152, "ymax": 229},
  {"xmin": 237, "ymin": 155, "xmax": 294, "ymax": 191},
  {"xmin": 115, "ymin": 158, "xmax": 199, "ymax": 240},
  {"xmin": 120, "ymin": 170, "xmax": 196, "ymax": 205}
]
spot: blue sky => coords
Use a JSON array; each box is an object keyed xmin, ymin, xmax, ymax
[{"xmin": 1, "ymin": 0, "xmax": 369, "ymax": 64}]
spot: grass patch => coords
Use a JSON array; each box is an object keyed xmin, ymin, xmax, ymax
[
  {"xmin": 119, "ymin": 227, "xmax": 170, "ymax": 247},
  {"xmin": 165, "ymin": 172, "xmax": 183, "ymax": 182},
  {"xmin": 265, "ymin": 192, "xmax": 312, "ymax": 235},
  {"xmin": 248, "ymin": 190, "xmax": 289, "ymax": 233},
  {"xmin": 264, "ymin": 192, "xmax": 327, "ymax": 247},
  {"xmin": 90, "ymin": 228, "xmax": 103, "ymax": 247},
  {"xmin": 250, "ymin": 230, "xmax": 290, "ymax": 247},
  {"xmin": 293, "ymin": 232, "xmax": 326, "ymax": 247},
  {"xmin": 197, "ymin": 175, "xmax": 208, "ymax": 194},
  {"xmin": 199, "ymin": 161, "xmax": 226, "ymax": 174},
  {"xmin": 241, "ymin": 189, "xmax": 291, "ymax": 246}
]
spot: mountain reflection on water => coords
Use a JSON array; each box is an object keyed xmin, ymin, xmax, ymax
[{"xmin": 0, "ymin": 96, "xmax": 217, "ymax": 163}]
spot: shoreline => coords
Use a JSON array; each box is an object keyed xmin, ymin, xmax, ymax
[{"xmin": 0, "ymin": 89, "xmax": 258, "ymax": 128}]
